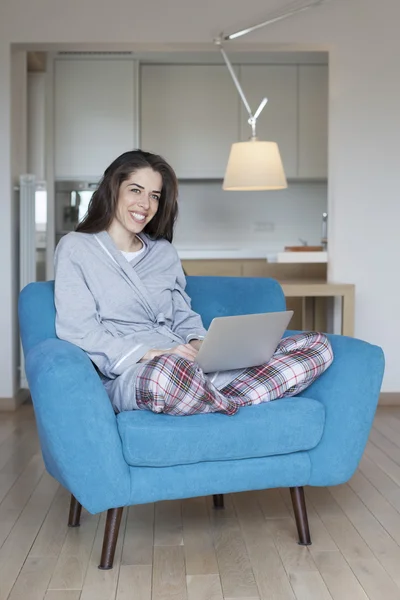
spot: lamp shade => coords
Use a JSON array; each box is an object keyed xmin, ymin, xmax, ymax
[{"xmin": 223, "ymin": 139, "xmax": 287, "ymax": 191}]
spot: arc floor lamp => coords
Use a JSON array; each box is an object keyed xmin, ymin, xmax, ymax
[{"xmin": 216, "ymin": 0, "xmax": 330, "ymax": 191}]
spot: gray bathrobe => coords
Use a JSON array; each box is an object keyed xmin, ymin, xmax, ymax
[{"xmin": 55, "ymin": 231, "xmax": 239, "ymax": 411}]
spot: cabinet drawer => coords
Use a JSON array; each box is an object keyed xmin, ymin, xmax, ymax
[
  {"xmin": 241, "ymin": 260, "xmax": 269, "ymax": 277},
  {"xmin": 181, "ymin": 260, "xmax": 242, "ymax": 277}
]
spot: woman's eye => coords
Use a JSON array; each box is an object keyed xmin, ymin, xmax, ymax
[
  {"xmin": 152, "ymin": 195, "xmax": 160, "ymax": 201},
  {"xmin": 131, "ymin": 188, "xmax": 140, "ymax": 193}
]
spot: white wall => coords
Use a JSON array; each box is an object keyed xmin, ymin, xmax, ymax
[{"xmin": 1, "ymin": 0, "xmax": 400, "ymax": 402}]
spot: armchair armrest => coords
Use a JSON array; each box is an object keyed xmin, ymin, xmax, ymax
[
  {"xmin": 292, "ymin": 332, "xmax": 385, "ymax": 485},
  {"xmin": 25, "ymin": 338, "xmax": 131, "ymax": 514}
]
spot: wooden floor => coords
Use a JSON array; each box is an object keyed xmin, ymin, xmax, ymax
[{"xmin": 3, "ymin": 405, "xmax": 400, "ymax": 600}]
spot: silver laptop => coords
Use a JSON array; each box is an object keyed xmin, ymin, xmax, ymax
[{"xmin": 195, "ymin": 310, "xmax": 294, "ymax": 373}]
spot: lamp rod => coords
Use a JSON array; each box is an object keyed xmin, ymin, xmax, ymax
[
  {"xmin": 215, "ymin": 41, "xmax": 268, "ymax": 137},
  {"xmin": 217, "ymin": 44, "xmax": 253, "ymax": 120},
  {"xmin": 223, "ymin": 0, "xmax": 329, "ymax": 40},
  {"xmin": 253, "ymin": 97, "xmax": 268, "ymax": 121}
]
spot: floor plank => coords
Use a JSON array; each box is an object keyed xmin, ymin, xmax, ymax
[
  {"xmin": 29, "ymin": 485, "xmax": 70, "ymax": 558},
  {"xmin": 183, "ymin": 497, "xmax": 219, "ymax": 576},
  {"xmin": 374, "ymin": 411, "xmax": 400, "ymax": 441},
  {"xmin": 234, "ymin": 492, "xmax": 295, "ymax": 600},
  {"xmin": 0, "ymin": 471, "xmax": 59, "ymax": 600},
  {"xmin": 307, "ymin": 486, "xmax": 400, "ymax": 600},
  {"xmin": 288, "ymin": 571, "xmax": 333, "ymax": 600},
  {"xmin": 154, "ymin": 500, "xmax": 183, "ymax": 546},
  {"xmin": 152, "ymin": 546, "xmax": 187, "ymax": 600},
  {"xmin": 7, "ymin": 556, "xmax": 57, "ymax": 600},
  {"xmin": 359, "ymin": 453, "xmax": 400, "ymax": 513},
  {"xmin": 186, "ymin": 574, "xmax": 224, "ymax": 600},
  {"xmin": 328, "ymin": 482, "xmax": 400, "ymax": 587},
  {"xmin": 312, "ymin": 551, "xmax": 369, "ymax": 600},
  {"xmin": 369, "ymin": 428, "xmax": 400, "ymax": 465},
  {"xmin": 265, "ymin": 515, "xmax": 333, "ymax": 600},
  {"xmin": 258, "ymin": 488, "xmax": 292, "ymax": 520},
  {"xmin": 211, "ymin": 515, "xmax": 259, "ymax": 598},
  {"xmin": 0, "ymin": 452, "xmax": 45, "ymax": 547},
  {"xmin": 0, "ymin": 424, "xmax": 39, "ymax": 473},
  {"xmin": 0, "ymin": 428, "xmax": 41, "ymax": 505},
  {"xmin": 121, "ymin": 503, "xmax": 154, "ymax": 566},
  {"xmin": 348, "ymin": 469, "xmax": 400, "ymax": 546},
  {"xmin": 365, "ymin": 441, "xmax": 400, "ymax": 487},
  {"xmin": 79, "ymin": 510, "xmax": 127, "ymax": 600},
  {"xmin": 44, "ymin": 592, "xmax": 82, "ymax": 600},
  {"xmin": 48, "ymin": 511, "xmax": 100, "ymax": 591},
  {"xmin": 0, "ymin": 420, "xmax": 17, "ymax": 447},
  {"xmin": 277, "ymin": 489, "xmax": 368, "ymax": 599},
  {"xmin": 116, "ymin": 564, "xmax": 152, "ymax": 600}
]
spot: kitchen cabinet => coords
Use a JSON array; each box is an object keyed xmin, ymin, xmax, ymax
[
  {"xmin": 298, "ymin": 65, "xmax": 328, "ymax": 178},
  {"xmin": 54, "ymin": 59, "xmax": 136, "ymax": 179},
  {"xmin": 238, "ymin": 65, "xmax": 298, "ymax": 178},
  {"xmin": 182, "ymin": 260, "xmax": 242, "ymax": 277},
  {"xmin": 239, "ymin": 64, "xmax": 328, "ymax": 179},
  {"xmin": 182, "ymin": 259, "xmax": 326, "ymax": 280},
  {"xmin": 53, "ymin": 59, "xmax": 328, "ymax": 181},
  {"xmin": 140, "ymin": 65, "xmax": 239, "ymax": 178}
]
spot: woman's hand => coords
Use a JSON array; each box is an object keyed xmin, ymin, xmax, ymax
[
  {"xmin": 189, "ymin": 339, "xmax": 203, "ymax": 352},
  {"xmin": 140, "ymin": 343, "xmax": 199, "ymax": 362}
]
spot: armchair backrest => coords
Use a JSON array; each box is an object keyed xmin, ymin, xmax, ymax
[
  {"xmin": 186, "ymin": 276, "xmax": 286, "ymax": 328},
  {"xmin": 18, "ymin": 276, "xmax": 286, "ymax": 354}
]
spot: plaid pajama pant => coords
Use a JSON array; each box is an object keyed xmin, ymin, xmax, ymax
[{"xmin": 134, "ymin": 332, "xmax": 333, "ymax": 416}]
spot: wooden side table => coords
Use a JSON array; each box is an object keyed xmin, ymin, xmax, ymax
[{"xmin": 280, "ymin": 281, "xmax": 355, "ymax": 337}]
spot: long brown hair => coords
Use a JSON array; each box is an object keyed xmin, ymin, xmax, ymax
[{"xmin": 76, "ymin": 150, "xmax": 179, "ymax": 242}]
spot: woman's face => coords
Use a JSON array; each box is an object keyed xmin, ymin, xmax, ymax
[{"xmin": 113, "ymin": 167, "xmax": 162, "ymax": 236}]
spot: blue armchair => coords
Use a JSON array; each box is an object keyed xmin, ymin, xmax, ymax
[{"xmin": 18, "ymin": 276, "xmax": 385, "ymax": 570}]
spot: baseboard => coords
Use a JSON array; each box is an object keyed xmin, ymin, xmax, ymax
[
  {"xmin": 379, "ymin": 393, "xmax": 400, "ymax": 406},
  {"xmin": 0, "ymin": 388, "xmax": 31, "ymax": 411}
]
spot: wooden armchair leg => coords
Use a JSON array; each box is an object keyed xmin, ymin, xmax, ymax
[
  {"xmin": 290, "ymin": 486, "xmax": 311, "ymax": 546},
  {"xmin": 213, "ymin": 494, "xmax": 224, "ymax": 509},
  {"xmin": 68, "ymin": 494, "xmax": 82, "ymax": 527},
  {"xmin": 98, "ymin": 507, "xmax": 124, "ymax": 570}
]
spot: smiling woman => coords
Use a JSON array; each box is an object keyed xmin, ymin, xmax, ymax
[{"xmin": 54, "ymin": 148, "xmax": 333, "ymax": 416}]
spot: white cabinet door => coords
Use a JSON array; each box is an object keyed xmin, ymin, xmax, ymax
[
  {"xmin": 55, "ymin": 59, "xmax": 135, "ymax": 179},
  {"xmin": 140, "ymin": 65, "xmax": 239, "ymax": 178},
  {"xmin": 298, "ymin": 65, "xmax": 328, "ymax": 179},
  {"xmin": 239, "ymin": 65, "xmax": 298, "ymax": 179}
]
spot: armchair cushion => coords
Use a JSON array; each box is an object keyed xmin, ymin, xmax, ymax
[{"xmin": 117, "ymin": 396, "xmax": 325, "ymax": 467}]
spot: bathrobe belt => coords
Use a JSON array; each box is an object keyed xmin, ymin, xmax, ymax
[{"xmin": 156, "ymin": 312, "xmax": 166, "ymax": 325}]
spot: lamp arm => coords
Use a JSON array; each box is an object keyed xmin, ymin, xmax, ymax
[
  {"xmin": 216, "ymin": 42, "xmax": 268, "ymax": 138},
  {"xmin": 217, "ymin": 43, "xmax": 253, "ymax": 121},
  {"xmin": 253, "ymin": 97, "xmax": 268, "ymax": 121},
  {"xmin": 223, "ymin": 0, "xmax": 329, "ymax": 40}
]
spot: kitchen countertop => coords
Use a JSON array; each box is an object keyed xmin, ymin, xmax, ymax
[
  {"xmin": 276, "ymin": 251, "xmax": 327, "ymax": 263},
  {"xmin": 175, "ymin": 248, "xmax": 277, "ymax": 260},
  {"xmin": 175, "ymin": 247, "xmax": 328, "ymax": 263}
]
